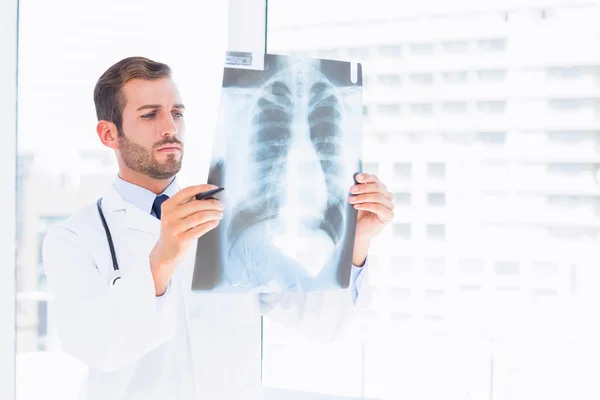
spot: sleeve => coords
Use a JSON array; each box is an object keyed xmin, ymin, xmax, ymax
[
  {"xmin": 42, "ymin": 225, "xmax": 179, "ymax": 372},
  {"xmin": 259, "ymin": 258, "xmax": 372, "ymax": 341}
]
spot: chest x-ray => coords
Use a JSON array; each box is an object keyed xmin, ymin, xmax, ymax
[{"xmin": 192, "ymin": 53, "xmax": 363, "ymax": 293}]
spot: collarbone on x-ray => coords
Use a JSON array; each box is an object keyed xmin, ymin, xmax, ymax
[{"xmin": 193, "ymin": 54, "xmax": 363, "ymax": 293}]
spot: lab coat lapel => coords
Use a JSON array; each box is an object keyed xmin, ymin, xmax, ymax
[{"xmin": 100, "ymin": 184, "xmax": 161, "ymax": 235}]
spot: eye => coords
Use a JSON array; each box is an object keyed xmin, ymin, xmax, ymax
[
  {"xmin": 141, "ymin": 112, "xmax": 156, "ymax": 119},
  {"xmin": 172, "ymin": 112, "xmax": 184, "ymax": 119}
]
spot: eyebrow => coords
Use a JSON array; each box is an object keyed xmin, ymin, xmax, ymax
[{"xmin": 136, "ymin": 103, "xmax": 186, "ymax": 111}]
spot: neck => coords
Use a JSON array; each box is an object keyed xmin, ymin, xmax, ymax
[{"xmin": 118, "ymin": 167, "xmax": 174, "ymax": 195}]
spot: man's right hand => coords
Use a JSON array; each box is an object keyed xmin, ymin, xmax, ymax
[{"xmin": 150, "ymin": 184, "xmax": 224, "ymax": 296}]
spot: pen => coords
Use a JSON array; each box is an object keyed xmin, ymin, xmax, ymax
[{"xmin": 195, "ymin": 187, "xmax": 224, "ymax": 201}]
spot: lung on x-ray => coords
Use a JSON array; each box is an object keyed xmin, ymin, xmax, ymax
[{"xmin": 192, "ymin": 53, "xmax": 363, "ymax": 293}]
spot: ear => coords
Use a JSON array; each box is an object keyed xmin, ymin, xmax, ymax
[{"xmin": 96, "ymin": 120, "xmax": 119, "ymax": 150}]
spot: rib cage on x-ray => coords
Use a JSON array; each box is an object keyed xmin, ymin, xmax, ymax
[
  {"xmin": 192, "ymin": 54, "xmax": 362, "ymax": 293},
  {"xmin": 228, "ymin": 69, "xmax": 347, "ymax": 251}
]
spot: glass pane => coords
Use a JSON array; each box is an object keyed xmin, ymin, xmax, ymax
[
  {"xmin": 266, "ymin": 1, "xmax": 600, "ymax": 399},
  {"xmin": 16, "ymin": 0, "xmax": 228, "ymax": 398}
]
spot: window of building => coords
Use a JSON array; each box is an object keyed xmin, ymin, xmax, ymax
[
  {"xmin": 363, "ymin": 162, "xmax": 379, "ymax": 175},
  {"xmin": 477, "ymin": 100, "xmax": 507, "ymax": 114},
  {"xmin": 377, "ymin": 104, "xmax": 401, "ymax": 115},
  {"xmin": 347, "ymin": 47, "xmax": 369, "ymax": 60},
  {"xmin": 495, "ymin": 261, "xmax": 520, "ymax": 275},
  {"xmin": 476, "ymin": 38, "xmax": 508, "ymax": 52},
  {"xmin": 378, "ymin": 74, "xmax": 402, "ymax": 86},
  {"xmin": 393, "ymin": 223, "xmax": 412, "ymax": 239},
  {"xmin": 442, "ymin": 71, "xmax": 468, "ymax": 83},
  {"xmin": 425, "ymin": 258, "xmax": 446, "ymax": 275},
  {"xmin": 547, "ymin": 130, "xmax": 592, "ymax": 143},
  {"xmin": 394, "ymin": 192, "xmax": 412, "ymax": 206},
  {"xmin": 410, "ymin": 42, "xmax": 435, "ymax": 55},
  {"xmin": 459, "ymin": 258, "xmax": 485, "ymax": 275},
  {"xmin": 443, "ymin": 40, "xmax": 469, "ymax": 54},
  {"xmin": 478, "ymin": 131, "xmax": 507, "ymax": 145},
  {"xmin": 443, "ymin": 102, "xmax": 468, "ymax": 114},
  {"xmin": 427, "ymin": 192, "xmax": 446, "ymax": 207},
  {"xmin": 393, "ymin": 162, "xmax": 412, "ymax": 180},
  {"xmin": 477, "ymin": 69, "xmax": 507, "ymax": 82},
  {"xmin": 409, "ymin": 103, "xmax": 434, "ymax": 115},
  {"xmin": 378, "ymin": 45, "xmax": 402, "ymax": 57},
  {"xmin": 426, "ymin": 224, "xmax": 446, "ymax": 241},
  {"xmin": 409, "ymin": 73, "xmax": 434, "ymax": 85},
  {"xmin": 427, "ymin": 163, "xmax": 446, "ymax": 180}
]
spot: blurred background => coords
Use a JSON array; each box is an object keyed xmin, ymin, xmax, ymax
[{"xmin": 13, "ymin": 0, "xmax": 600, "ymax": 399}]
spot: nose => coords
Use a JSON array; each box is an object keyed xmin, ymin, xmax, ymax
[{"xmin": 161, "ymin": 113, "xmax": 178, "ymax": 137}]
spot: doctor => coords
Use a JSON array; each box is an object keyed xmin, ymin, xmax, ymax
[{"xmin": 42, "ymin": 56, "xmax": 395, "ymax": 400}]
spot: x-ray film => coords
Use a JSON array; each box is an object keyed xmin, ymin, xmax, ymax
[{"xmin": 192, "ymin": 53, "xmax": 363, "ymax": 293}]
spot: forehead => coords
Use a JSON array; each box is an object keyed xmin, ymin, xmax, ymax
[{"xmin": 122, "ymin": 77, "xmax": 182, "ymax": 109}]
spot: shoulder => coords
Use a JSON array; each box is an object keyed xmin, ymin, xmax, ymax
[{"xmin": 43, "ymin": 203, "xmax": 101, "ymax": 247}]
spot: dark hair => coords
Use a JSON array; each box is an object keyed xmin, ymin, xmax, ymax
[{"xmin": 93, "ymin": 56, "xmax": 172, "ymax": 135}]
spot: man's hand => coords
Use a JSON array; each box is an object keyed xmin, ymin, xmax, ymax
[
  {"xmin": 348, "ymin": 173, "xmax": 395, "ymax": 266},
  {"xmin": 150, "ymin": 184, "xmax": 224, "ymax": 296}
]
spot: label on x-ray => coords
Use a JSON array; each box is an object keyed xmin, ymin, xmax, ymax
[{"xmin": 225, "ymin": 51, "xmax": 265, "ymax": 71}]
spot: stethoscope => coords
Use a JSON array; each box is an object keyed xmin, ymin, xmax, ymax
[{"xmin": 96, "ymin": 198, "xmax": 122, "ymax": 284}]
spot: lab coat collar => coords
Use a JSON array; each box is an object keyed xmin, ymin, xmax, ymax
[{"xmin": 99, "ymin": 177, "xmax": 181, "ymax": 235}]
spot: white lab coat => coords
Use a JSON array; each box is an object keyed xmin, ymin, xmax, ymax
[{"xmin": 42, "ymin": 183, "xmax": 372, "ymax": 400}]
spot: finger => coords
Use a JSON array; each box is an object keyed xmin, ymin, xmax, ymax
[
  {"xmin": 355, "ymin": 173, "xmax": 381, "ymax": 185},
  {"xmin": 165, "ymin": 184, "xmax": 220, "ymax": 209},
  {"xmin": 353, "ymin": 202, "xmax": 395, "ymax": 223},
  {"xmin": 179, "ymin": 219, "xmax": 221, "ymax": 242},
  {"xmin": 174, "ymin": 210, "xmax": 224, "ymax": 234},
  {"xmin": 350, "ymin": 182, "xmax": 394, "ymax": 201},
  {"xmin": 169, "ymin": 198, "xmax": 224, "ymax": 221},
  {"xmin": 349, "ymin": 193, "xmax": 395, "ymax": 211}
]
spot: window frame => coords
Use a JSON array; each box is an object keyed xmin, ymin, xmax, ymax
[
  {"xmin": 2, "ymin": 1, "xmax": 266, "ymax": 398},
  {"xmin": 1, "ymin": 0, "xmax": 18, "ymax": 398}
]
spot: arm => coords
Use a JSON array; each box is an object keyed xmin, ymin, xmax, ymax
[
  {"xmin": 260, "ymin": 173, "xmax": 393, "ymax": 341},
  {"xmin": 259, "ymin": 259, "xmax": 372, "ymax": 341},
  {"xmin": 42, "ymin": 225, "xmax": 179, "ymax": 372}
]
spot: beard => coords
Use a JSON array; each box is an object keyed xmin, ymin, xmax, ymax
[{"xmin": 118, "ymin": 131, "xmax": 183, "ymax": 180}]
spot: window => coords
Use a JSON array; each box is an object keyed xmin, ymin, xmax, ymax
[
  {"xmin": 409, "ymin": 73, "xmax": 434, "ymax": 85},
  {"xmin": 443, "ymin": 40, "xmax": 469, "ymax": 54},
  {"xmin": 548, "ymin": 98, "xmax": 588, "ymax": 111},
  {"xmin": 363, "ymin": 162, "xmax": 379, "ymax": 175},
  {"xmin": 378, "ymin": 45, "xmax": 402, "ymax": 57},
  {"xmin": 443, "ymin": 102, "xmax": 469, "ymax": 114},
  {"xmin": 427, "ymin": 192, "xmax": 446, "ymax": 207},
  {"xmin": 377, "ymin": 104, "xmax": 401, "ymax": 115},
  {"xmin": 442, "ymin": 71, "xmax": 468, "ymax": 83},
  {"xmin": 427, "ymin": 163, "xmax": 446, "ymax": 180},
  {"xmin": 378, "ymin": 74, "xmax": 402, "ymax": 86},
  {"xmin": 476, "ymin": 38, "xmax": 508, "ymax": 52},
  {"xmin": 495, "ymin": 261, "xmax": 520, "ymax": 275},
  {"xmin": 477, "ymin": 69, "xmax": 507, "ymax": 82},
  {"xmin": 394, "ymin": 192, "xmax": 412, "ymax": 206},
  {"xmin": 409, "ymin": 103, "xmax": 434, "ymax": 115},
  {"xmin": 99, "ymin": 2, "xmax": 600, "ymax": 399},
  {"xmin": 347, "ymin": 47, "xmax": 369, "ymax": 60},
  {"xmin": 394, "ymin": 223, "xmax": 412, "ymax": 239},
  {"xmin": 427, "ymin": 224, "xmax": 446, "ymax": 241},
  {"xmin": 393, "ymin": 162, "xmax": 412, "ymax": 180},
  {"xmin": 410, "ymin": 42, "xmax": 435, "ymax": 55},
  {"xmin": 477, "ymin": 100, "xmax": 507, "ymax": 114},
  {"xmin": 478, "ymin": 131, "xmax": 507, "ymax": 145}
]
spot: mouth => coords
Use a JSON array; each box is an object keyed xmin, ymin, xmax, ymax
[{"xmin": 157, "ymin": 145, "xmax": 182, "ymax": 153}]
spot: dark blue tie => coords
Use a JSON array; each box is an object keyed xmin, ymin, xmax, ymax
[{"xmin": 152, "ymin": 194, "xmax": 169, "ymax": 220}]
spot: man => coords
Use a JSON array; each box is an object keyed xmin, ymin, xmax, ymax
[{"xmin": 42, "ymin": 56, "xmax": 395, "ymax": 400}]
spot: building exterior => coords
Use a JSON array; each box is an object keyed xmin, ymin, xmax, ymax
[{"xmin": 263, "ymin": 1, "xmax": 600, "ymax": 398}]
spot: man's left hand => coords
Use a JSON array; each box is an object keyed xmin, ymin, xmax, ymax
[{"xmin": 348, "ymin": 173, "xmax": 395, "ymax": 266}]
